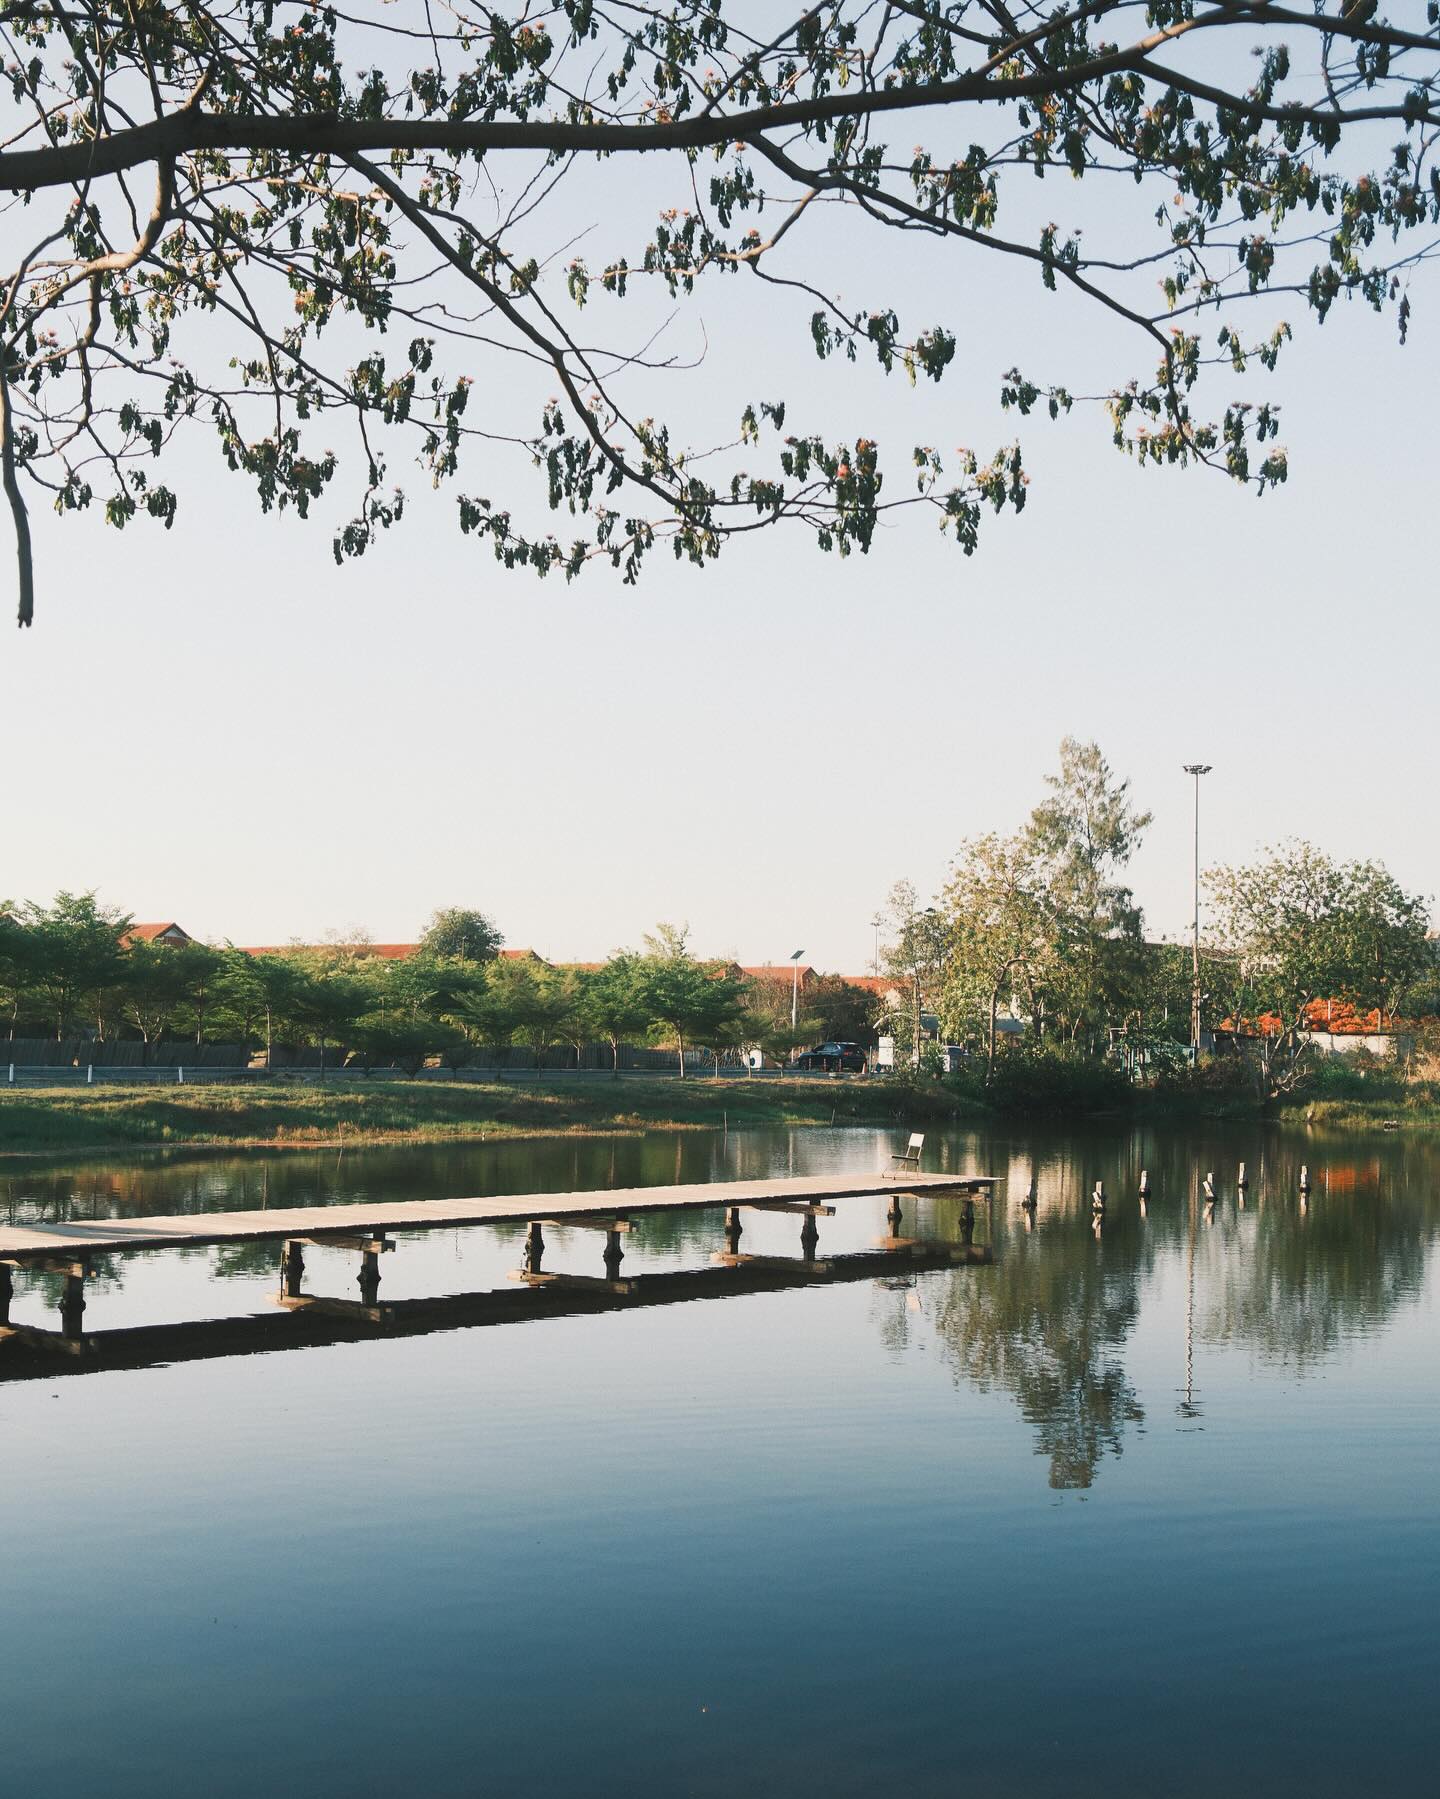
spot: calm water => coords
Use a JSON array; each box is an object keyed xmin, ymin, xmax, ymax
[{"xmin": 1, "ymin": 1122, "xmax": 1436, "ymax": 1796}]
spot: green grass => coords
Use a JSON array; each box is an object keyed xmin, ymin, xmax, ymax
[{"xmin": 0, "ymin": 1074, "xmax": 979, "ymax": 1154}]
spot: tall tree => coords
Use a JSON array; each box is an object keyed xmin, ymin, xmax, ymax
[
  {"xmin": 213, "ymin": 948, "xmax": 304, "ymax": 1067},
  {"xmin": 805, "ymin": 975, "xmax": 878, "ymax": 1049},
  {"xmin": 941, "ymin": 833, "xmax": 1049, "ymax": 1079},
  {"xmin": 579, "ymin": 955, "xmax": 653, "ymax": 1076},
  {"xmin": 4, "ymin": 5, "xmax": 1437, "ymax": 624},
  {"xmin": 1024, "ymin": 738, "xmax": 1151, "ymax": 1047},
  {"xmin": 0, "ymin": 902, "xmax": 28, "ymax": 1039},
  {"xmin": 882, "ymin": 881, "xmax": 951, "ymax": 1066},
  {"xmin": 20, "ymin": 892, "xmax": 131, "ymax": 1039},
  {"xmin": 638, "ymin": 924, "xmax": 747, "ymax": 1078},
  {"xmin": 116, "ymin": 938, "xmax": 191, "ymax": 1057}
]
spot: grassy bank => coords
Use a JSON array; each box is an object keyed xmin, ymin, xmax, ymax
[
  {"xmin": 0, "ymin": 1075, "xmax": 977, "ymax": 1155},
  {"xmin": 1275, "ymin": 1089, "xmax": 1440, "ymax": 1133}
]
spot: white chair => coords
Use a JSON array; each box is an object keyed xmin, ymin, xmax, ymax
[{"xmin": 889, "ymin": 1131, "xmax": 925, "ymax": 1173}]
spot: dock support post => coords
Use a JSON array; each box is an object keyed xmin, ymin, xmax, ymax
[
  {"xmin": 603, "ymin": 1228, "xmax": 625, "ymax": 1280},
  {"xmin": 0, "ymin": 1261, "xmax": 11, "ymax": 1325},
  {"xmin": 281, "ymin": 1239, "xmax": 306, "ymax": 1298},
  {"xmin": 886, "ymin": 1195, "xmax": 903, "ymax": 1239},
  {"xmin": 961, "ymin": 1198, "xmax": 976, "ymax": 1243},
  {"xmin": 724, "ymin": 1206, "xmax": 743, "ymax": 1255},
  {"xmin": 60, "ymin": 1265, "xmax": 87, "ymax": 1338},
  {"xmin": 799, "ymin": 1212, "xmax": 820, "ymax": 1260},
  {"xmin": 525, "ymin": 1221, "xmax": 545, "ymax": 1273},
  {"xmin": 358, "ymin": 1248, "xmax": 383, "ymax": 1303}
]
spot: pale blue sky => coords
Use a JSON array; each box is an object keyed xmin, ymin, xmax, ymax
[{"xmin": 4, "ymin": 109, "xmax": 1435, "ymax": 972}]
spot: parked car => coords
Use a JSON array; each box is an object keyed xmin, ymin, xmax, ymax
[{"xmin": 793, "ymin": 1041, "xmax": 867, "ymax": 1073}]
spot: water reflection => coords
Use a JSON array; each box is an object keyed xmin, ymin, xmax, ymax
[
  {"xmin": 2, "ymin": 1122, "xmax": 1437, "ymax": 1493},
  {"xmin": 915, "ymin": 1203, "xmax": 1147, "ymax": 1490},
  {"xmin": 0, "ymin": 1241, "xmax": 990, "ymax": 1383}
]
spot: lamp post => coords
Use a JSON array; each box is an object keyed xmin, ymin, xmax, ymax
[
  {"xmin": 870, "ymin": 913, "xmax": 883, "ymax": 977},
  {"xmin": 1183, "ymin": 764, "xmax": 1212, "ymax": 1067},
  {"xmin": 789, "ymin": 948, "xmax": 805, "ymax": 1031}
]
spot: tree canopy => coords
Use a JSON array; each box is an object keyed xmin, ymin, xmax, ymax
[
  {"xmin": 5, "ymin": 1, "xmax": 1439, "ymax": 624},
  {"xmin": 1206, "ymin": 838, "xmax": 1432, "ymax": 1091},
  {"xmin": 418, "ymin": 905, "xmax": 504, "ymax": 962}
]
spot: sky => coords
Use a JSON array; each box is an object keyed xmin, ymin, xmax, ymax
[{"xmin": 4, "ymin": 35, "xmax": 1437, "ymax": 975}]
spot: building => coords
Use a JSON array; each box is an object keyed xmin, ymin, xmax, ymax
[{"xmin": 121, "ymin": 922, "xmax": 194, "ymax": 948}]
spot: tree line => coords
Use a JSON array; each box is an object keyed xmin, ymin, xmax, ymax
[
  {"xmin": 0, "ymin": 905, "xmax": 875, "ymax": 1076},
  {"xmin": 886, "ymin": 738, "xmax": 1437, "ymax": 1097}
]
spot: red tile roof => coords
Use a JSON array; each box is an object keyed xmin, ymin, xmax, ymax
[
  {"xmin": 838, "ymin": 974, "xmax": 902, "ymax": 996},
  {"xmin": 239, "ymin": 942, "xmax": 419, "ymax": 960},
  {"xmin": 122, "ymin": 922, "xmax": 192, "ymax": 947}
]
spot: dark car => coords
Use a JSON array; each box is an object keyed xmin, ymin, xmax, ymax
[{"xmin": 793, "ymin": 1041, "xmax": 867, "ymax": 1073}]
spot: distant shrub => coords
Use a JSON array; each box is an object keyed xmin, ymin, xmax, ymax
[{"xmin": 953, "ymin": 1045, "xmax": 1132, "ymax": 1114}]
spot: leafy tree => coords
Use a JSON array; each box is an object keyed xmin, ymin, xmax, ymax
[
  {"xmin": 506, "ymin": 963, "xmax": 573, "ymax": 1074},
  {"xmin": 20, "ymin": 892, "xmax": 131, "ymax": 1038},
  {"xmin": 1024, "ymin": 738, "xmax": 1151, "ymax": 1047},
  {"xmin": 116, "ymin": 938, "xmax": 191, "ymax": 1057},
  {"xmin": 349, "ymin": 1012, "xmax": 445, "ymax": 1078},
  {"xmin": 451, "ymin": 956, "xmax": 540, "ymax": 1070},
  {"xmin": 578, "ymin": 955, "xmax": 652, "ymax": 1076},
  {"xmin": 171, "ymin": 940, "xmax": 227, "ymax": 1045},
  {"xmin": 806, "ymin": 975, "xmax": 878, "ymax": 1049},
  {"xmin": 282, "ymin": 965, "xmax": 370, "ymax": 1075},
  {"xmin": 940, "ymin": 832, "xmax": 1049, "ymax": 1080},
  {"xmin": 213, "ymin": 948, "xmax": 304, "ymax": 1067},
  {"xmin": 1206, "ymin": 842, "xmax": 1432, "ymax": 1095},
  {"xmin": 882, "ymin": 881, "xmax": 951, "ymax": 1065},
  {"xmin": 5, "ymin": 5, "xmax": 1437, "ymax": 625},
  {"xmin": 0, "ymin": 903, "xmax": 29, "ymax": 1038},
  {"xmin": 740, "ymin": 972, "xmax": 817, "ymax": 1067},
  {"xmin": 638, "ymin": 924, "xmax": 747, "ymax": 1078},
  {"xmin": 419, "ymin": 908, "xmax": 504, "ymax": 964}
]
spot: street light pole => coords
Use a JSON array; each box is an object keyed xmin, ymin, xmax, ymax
[
  {"xmin": 789, "ymin": 948, "xmax": 805, "ymax": 1031},
  {"xmin": 1183, "ymin": 764, "xmax": 1212, "ymax": 1067},
  {"xmin": 870, "ymin": 913, "xmax": 882, "ymax": 978}
]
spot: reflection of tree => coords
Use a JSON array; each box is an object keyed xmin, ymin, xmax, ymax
[
  {"xmin": 888, "ymin": 1196, "xmax": 1150, "ymax": 1490},
  {"xmin": 934, "ymin": 1230, "xmax": 1144, "ymax": 1489},
  {"xmin": 1201, "ymin": 1176, "xmax": 1433, "ymax": 1369}
]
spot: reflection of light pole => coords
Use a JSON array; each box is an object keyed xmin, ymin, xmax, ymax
[
  {"xmin": 1183, "ymin": 764, "xmax": 1212, "ymax": 1067},
  {"xmin": 1178, "ymin": 1176, "xmax": 1202, "ymax": 1420},
  {"xmin": 789, "ymin": 948, "xmax": 805, "ymax": 1030}
]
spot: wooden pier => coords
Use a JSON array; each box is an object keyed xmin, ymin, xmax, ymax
[{"xmin": 0, "ymin": 1170, "xmax": 998, "ymax": 1354}]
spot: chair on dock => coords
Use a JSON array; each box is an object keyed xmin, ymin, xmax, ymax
[{"xmin": 890, "ymin": 1132, "xmax": 925, "ymax": 1174}]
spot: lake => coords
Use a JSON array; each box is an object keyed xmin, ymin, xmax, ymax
[{"xmin": 1, "ymin": 1121, "xmax": 1436, "ymax": 1796}]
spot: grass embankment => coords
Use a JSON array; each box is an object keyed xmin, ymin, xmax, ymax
[
  {"xmin": 1275, "ymin": 1084, "xmax": 1440, "ymax": 1133},
  {"xmin": 0, "ymin": 1075, "xmax": 975, "ymax": 1155}
]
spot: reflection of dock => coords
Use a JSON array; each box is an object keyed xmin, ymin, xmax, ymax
[
  {"xmin": 0, "ymin": 1242, "xmax": 993, "ymax": 1384},
  {"xmin": 0, "ymin": 1170, "xmax": 997, "ymax": 1339}
]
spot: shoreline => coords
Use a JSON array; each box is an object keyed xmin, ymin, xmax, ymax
[
  {"xmin": 0, "ymin": 1075, "xmax": 969, "ymax": 1159},
  {"xmin": 0, "ymin": 1074, "xmax": 1430, "ymax": 1159}
]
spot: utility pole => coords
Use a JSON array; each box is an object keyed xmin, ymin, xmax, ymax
[
  {"xmin": 789, "ymin": 948, "xmax": 805, "ymax": 1031},
  {"xmin": 870, "ymin": 913, "xmax": 883, "ymax": 978},
  {"xmin": 1183, "ymin": 764, "xmax": 1212, "ymax": 1067}
]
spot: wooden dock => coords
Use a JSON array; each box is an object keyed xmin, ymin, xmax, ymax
[
  {"xmin": 0, "ymin": 1170, "xmax": 998, "ymax": 1343},
  {"xmin": 0, "ymin": 1171, "xmax": 995, "ymax": 1261}
]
